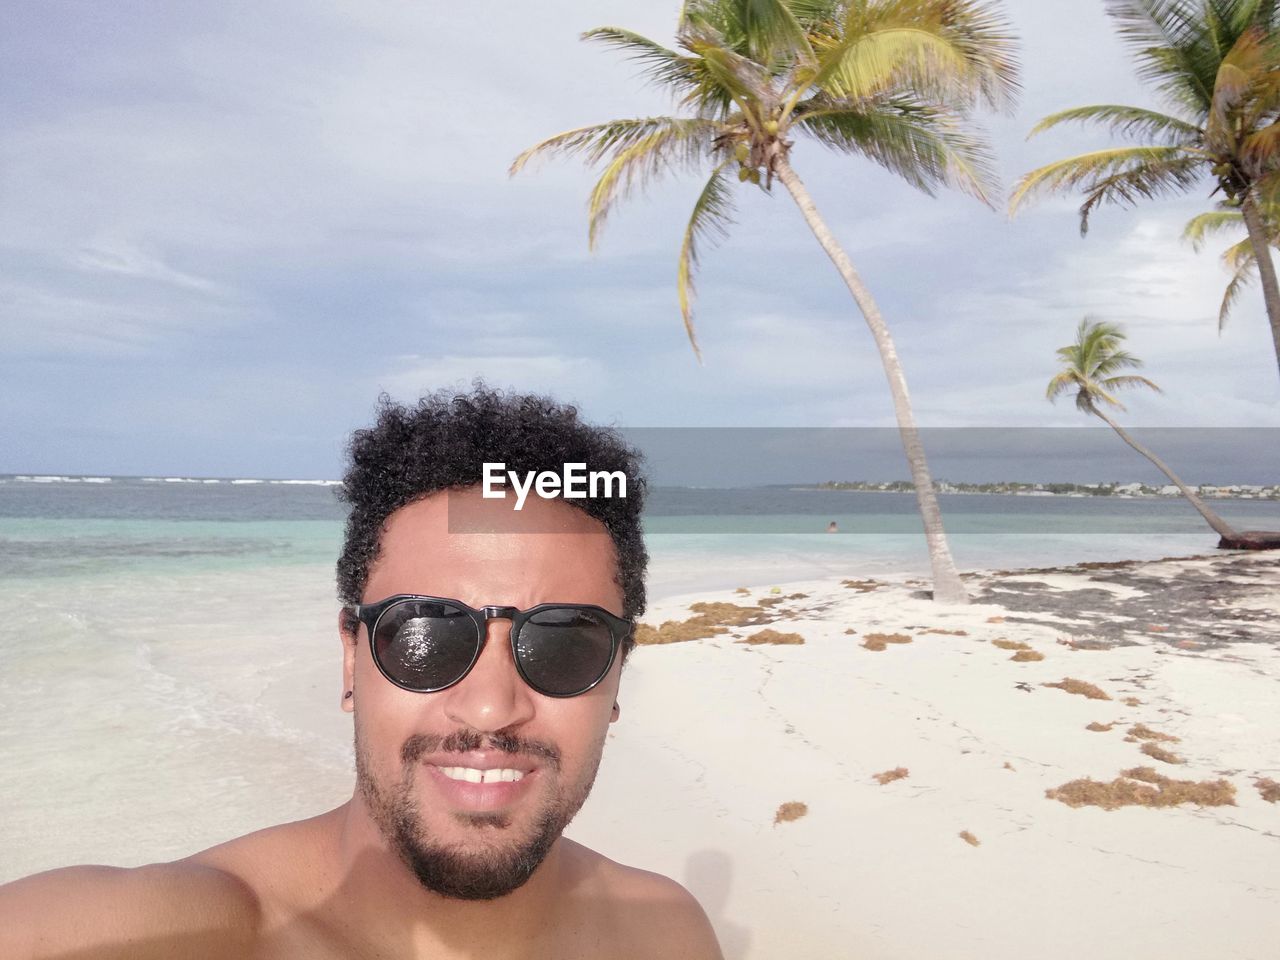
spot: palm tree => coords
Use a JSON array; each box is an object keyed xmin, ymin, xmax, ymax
[
  {"xmin": 1046, "ymin": 318, "xmax": 1239, "ymax": 540},
  {"xmin": 1181, "ymin": 196, "xmax": 1280, "ymax": 329},
  {"xmin": 1010, "ymin": 0, "xmax": 1280, "ymax": 380},
  {"xmin": 511, "ymin": 0, "xmax": 1021, "ymax": 604}
]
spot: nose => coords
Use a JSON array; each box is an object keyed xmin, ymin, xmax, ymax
[{"xmin": 440, "ymin": 616, "xmax": 536, "ymax": 733}]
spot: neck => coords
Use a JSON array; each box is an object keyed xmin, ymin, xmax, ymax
[{"xmin": 319, "ymin": 795, "xmax": 564, "ymax": 957}]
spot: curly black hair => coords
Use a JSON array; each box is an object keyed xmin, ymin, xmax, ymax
[{"xmin": 336, "ymin": 383, "xmax": 649, "ymax": 647}]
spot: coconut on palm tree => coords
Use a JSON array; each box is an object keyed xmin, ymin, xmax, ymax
[
  {"xmin": 1010, "ymin": 0, "xmax": 1280, "ymax": 379},
  {"xmin": 511, "ymin": 0, "xmax": 1021, "ymax": 604},
  {"xmin": 1046, "ymin": 318, "xmax": 1240, "ymax": 541}
]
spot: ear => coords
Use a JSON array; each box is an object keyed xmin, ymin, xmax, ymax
[{"xmin": 339, "ymin": 608, "xmax": 358, "ymax": 713}]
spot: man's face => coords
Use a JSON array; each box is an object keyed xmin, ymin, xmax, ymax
[{"xmin": 341, "ymin": 487, "xmax": 625, "ymax": 900}]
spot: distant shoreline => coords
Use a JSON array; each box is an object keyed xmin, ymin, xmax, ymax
[
  {"xmin": 802, "ymin": 481, "xmax": 1280, "ymax": 501},
  {"xmin": 4, "ymin": 474, "xmax": 1277, "ymax": 502}
]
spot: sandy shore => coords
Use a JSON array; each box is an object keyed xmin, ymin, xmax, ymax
[
  {"xmin": 3, "ymin": 551, "xmax": 1277, "ymax": 958},
  {"xmin": 571, "ymin": 550, "xmax": 1280, "ymax": 959}
]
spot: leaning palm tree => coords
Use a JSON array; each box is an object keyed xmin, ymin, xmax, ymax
[
  {"xmin": 511, "ymin": 0, "xmax": 1021, "ymax": 604},
  {"xmin": 1182, "ymin": 196, "xmax": 1280, "ymax": 329},
  {"xmin": 1046, "ymin": 318, "xmax": 1239, "ymax": 540},
  {"xmin": 1010, "ymin": 0, "xmax": 1280, "ymax": 380}
]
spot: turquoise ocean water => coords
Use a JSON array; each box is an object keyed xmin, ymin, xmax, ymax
[{"xmin": 3, "ymin": 474, "xmax": 1279, "ymax": 590}]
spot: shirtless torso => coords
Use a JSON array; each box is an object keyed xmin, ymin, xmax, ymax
[{"xmin": 0, "ymin": 803, "xmax": 722, "ymax": 959}]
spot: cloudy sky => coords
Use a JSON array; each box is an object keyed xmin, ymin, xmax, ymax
[{"xmin": 3, "ymin": 0, "xmax": 1279, "ymax": 479}]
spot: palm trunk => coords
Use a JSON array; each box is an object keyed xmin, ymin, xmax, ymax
[
  {"xmin": 1239, "ymin": 190, "xmax": 1280, "ymax": 379},
  {"xmin": 1089, "ymin": 405, "xmax": 1239, "ymax": 539},
  {"xmin": 773, "ymin": 153, "xmax": 968, "ymax": 604}
]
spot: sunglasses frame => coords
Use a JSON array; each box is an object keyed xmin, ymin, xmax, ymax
[{"xmin": 346, "ymin": 593, "xmax": 633, "ymax": 698}]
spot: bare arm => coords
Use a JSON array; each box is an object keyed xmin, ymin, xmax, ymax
[{"xmin": 0, "ymin": 862, "xmax": 260, "ymax": 959}]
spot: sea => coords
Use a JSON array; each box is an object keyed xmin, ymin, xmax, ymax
[
  {"xmin": 5, "ymin": 473, "xmax": 1279, "ymax": 589},
  {"xmin": 2, "ymin": 474, "xmax": 1278, "ymax": 881}
]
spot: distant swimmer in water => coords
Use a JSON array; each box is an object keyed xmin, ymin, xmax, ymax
[{"xmin": 827, "ymin": 521, "xmax": 838, "ymax": 533}]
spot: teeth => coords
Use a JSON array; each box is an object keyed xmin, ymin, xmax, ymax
[{"xmin": 438, "ymin": 766, "xmax": 525, "ymax": 784}]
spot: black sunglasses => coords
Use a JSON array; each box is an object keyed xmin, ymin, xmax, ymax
[{"xmin": 347, "ymin": 594, "xmax": 633, "ymax": 698}]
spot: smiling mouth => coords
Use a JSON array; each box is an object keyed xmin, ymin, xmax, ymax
[{"xmin": 436, "ymin": 766, "xmax": 527, "ymax": 784}]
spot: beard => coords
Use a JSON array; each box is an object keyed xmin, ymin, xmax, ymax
[{"xmin": 354, "ymin": 724, "xmax": 603, "ymax": 901}]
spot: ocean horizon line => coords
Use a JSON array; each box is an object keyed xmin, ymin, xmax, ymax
[{"xmin": 2, "ymin": 473, "xmax": 1276, "ymax": 498}]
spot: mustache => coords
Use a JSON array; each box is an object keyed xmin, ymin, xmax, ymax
[{"xmin": 402, "ymin": 730, "xmax": 561, "ymax": 770}]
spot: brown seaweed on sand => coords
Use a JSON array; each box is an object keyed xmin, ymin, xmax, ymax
[
  {"xmin": 862, "ymin": 632, "xmax": 912, "ymax": 652},
  {"xmin": 1126, "ymin": 724, "xmax": 1180, "ymax": 743},
  {"xmin": 992, "ymin": 639, "xmax": 1031, "ymax": 651},
  {"xmin": 1255, "ymin": 778, "xmax": 1280, "ymax": 803},
  {"xmin": 1140, "ymin": 742, "xmax": 1185, "ymax": 765},
  {"xmin": 634, "ymin": 601, "xmax": 777, "ymax": 645},
  {"xmin": 738, "ymin": 629, "xmax": 804, "ymax": 646},
  {"xmin": 1046, "ymin": 767, "xmax": 1235, "ymax": 810},
  {"xmin": 1043, "ymin": 678, "xmax": 1111, "ymax": 700},
  {"xmin": 773, "ymin": 802, "xmax": 808, "ymax": 824}
]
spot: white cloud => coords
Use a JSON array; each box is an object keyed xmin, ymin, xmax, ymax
[
  {"xmin": 3, "ymin": 0, "xmax": 1278, "ymax": 476},
  {"xmin": 75, "ymin": 237, "xmax": 225, "ymax": 294},
  {"xmin": 375, "ymin": 353, "xmax": 605, "ymax": 403}
]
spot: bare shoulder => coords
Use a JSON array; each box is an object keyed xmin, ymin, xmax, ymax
[
  {"xmin": 185, "ymin": 814, "xmax": 337, "ymax": 916},
  {"xmin": 562, "ymin": 840, "xmax": 724, "ymax": 960},
  {"xmin": 0, "ymin": 814, "xmax": 334, "ymax": 960},
  {"xmin": 0, "ymin": 858, "xmax": 260, "ymax": 959}
]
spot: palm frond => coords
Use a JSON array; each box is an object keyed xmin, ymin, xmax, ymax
[
  {"xmin": 1182, "ymin": 208, "xmax": 1243, "ymax": 250},
  {"xmin": 583, "ymin": 28, "xmax": 712, "ymax": 100},
  {"xmin": 1223, "ymin": 234, "xmax": 1259, "ymax": 270},
  {"xmin": 681, "ymin": 29, "xmax": 774, "ymax": 122},
  {"xmin": 1105, "ymin": 0, "xmax": 1218, "ymax": 113},
  {"xmin": 1207, "ymin": 60, "xmax": 1255, "ymax": 149},
  {"xmin": 1240, "ymin": 119, "xmax": 1280, "ymax": 175},
  {"xmin": 813, "ymin": 27, "xmax": 975, "ymax": 100},
  {"xmin": 1045, "ymin": 370, "xmax": 1082, "ymax": 402},
  {"xmin": 825, "ymin": 0, "xmax": 1019, "ymax": 109},
  {"xmin": 683, "ymin": 0, "xmax": 817, "ymax": 65},
  {"xmin": 1209, "ymin": 235, "xmax": 1261, "ymax": 331},
  {"xmin": 1090, "ymin": 348, "xmax": 1145, "ymax": 378},
  {"xmin": 741, "ymin": 0, "xmax": 815, "ymax": 63},
  {"xmin": 1027, "ymin": 104, "xmax": 1202, "ymax": 144},
  {"xmin": 787, "ymin": 0, "xmax": 843, "ymax": 23},
  {"xmin": 1218, "ymin": 254, "xmax": 1255, "ymax": 329},
  {"xmin": 510, "ymin": 116, "xmax": 718, "ymax": 176},
  {"xmin": 677, "ymin": 161, "xmax": 739, "ymax": 363},
  {"xmin": 1105, "ymin": 0, "xmax": 1205, "ymax": 54},
  {"xmin": 583, "ymin": 120, "xmax": 718, "ymax": 248},
  {"xmin": 797, "ymin": 97, "xmax": 999, "ymax": 203},
  {"xmin": 1100, "ymin": 373, "xmax": 1163, "ymax": 393},
  {"xmin": 1009, "ymin": 145, "xmax": 1203, "ymax": 232}
]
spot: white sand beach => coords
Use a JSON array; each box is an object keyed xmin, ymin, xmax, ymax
[
  {"xmin": 578, "ymin": 550, "xmax": 1280, "ymax": 959},
  {"xmin": 2, "ymin": 551, "xmax": 1278, "ymax": 958}
]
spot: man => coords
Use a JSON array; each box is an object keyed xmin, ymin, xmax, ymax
[{"xmin": 0, "ymin": 386, "xmax": 723, "ymax": 959}]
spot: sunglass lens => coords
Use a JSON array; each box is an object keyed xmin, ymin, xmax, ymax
[
  {"xmin": 372, "ymin": 600, "xmax": 478, "ymax": 691},
  {"xmin": 516, "ymin": 608, "xmax": 616, "ymax": 696}
]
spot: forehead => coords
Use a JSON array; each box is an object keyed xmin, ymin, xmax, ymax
[{"xmin": 364, "ymin": 487, "xmax": 623, "ymax": 612}]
